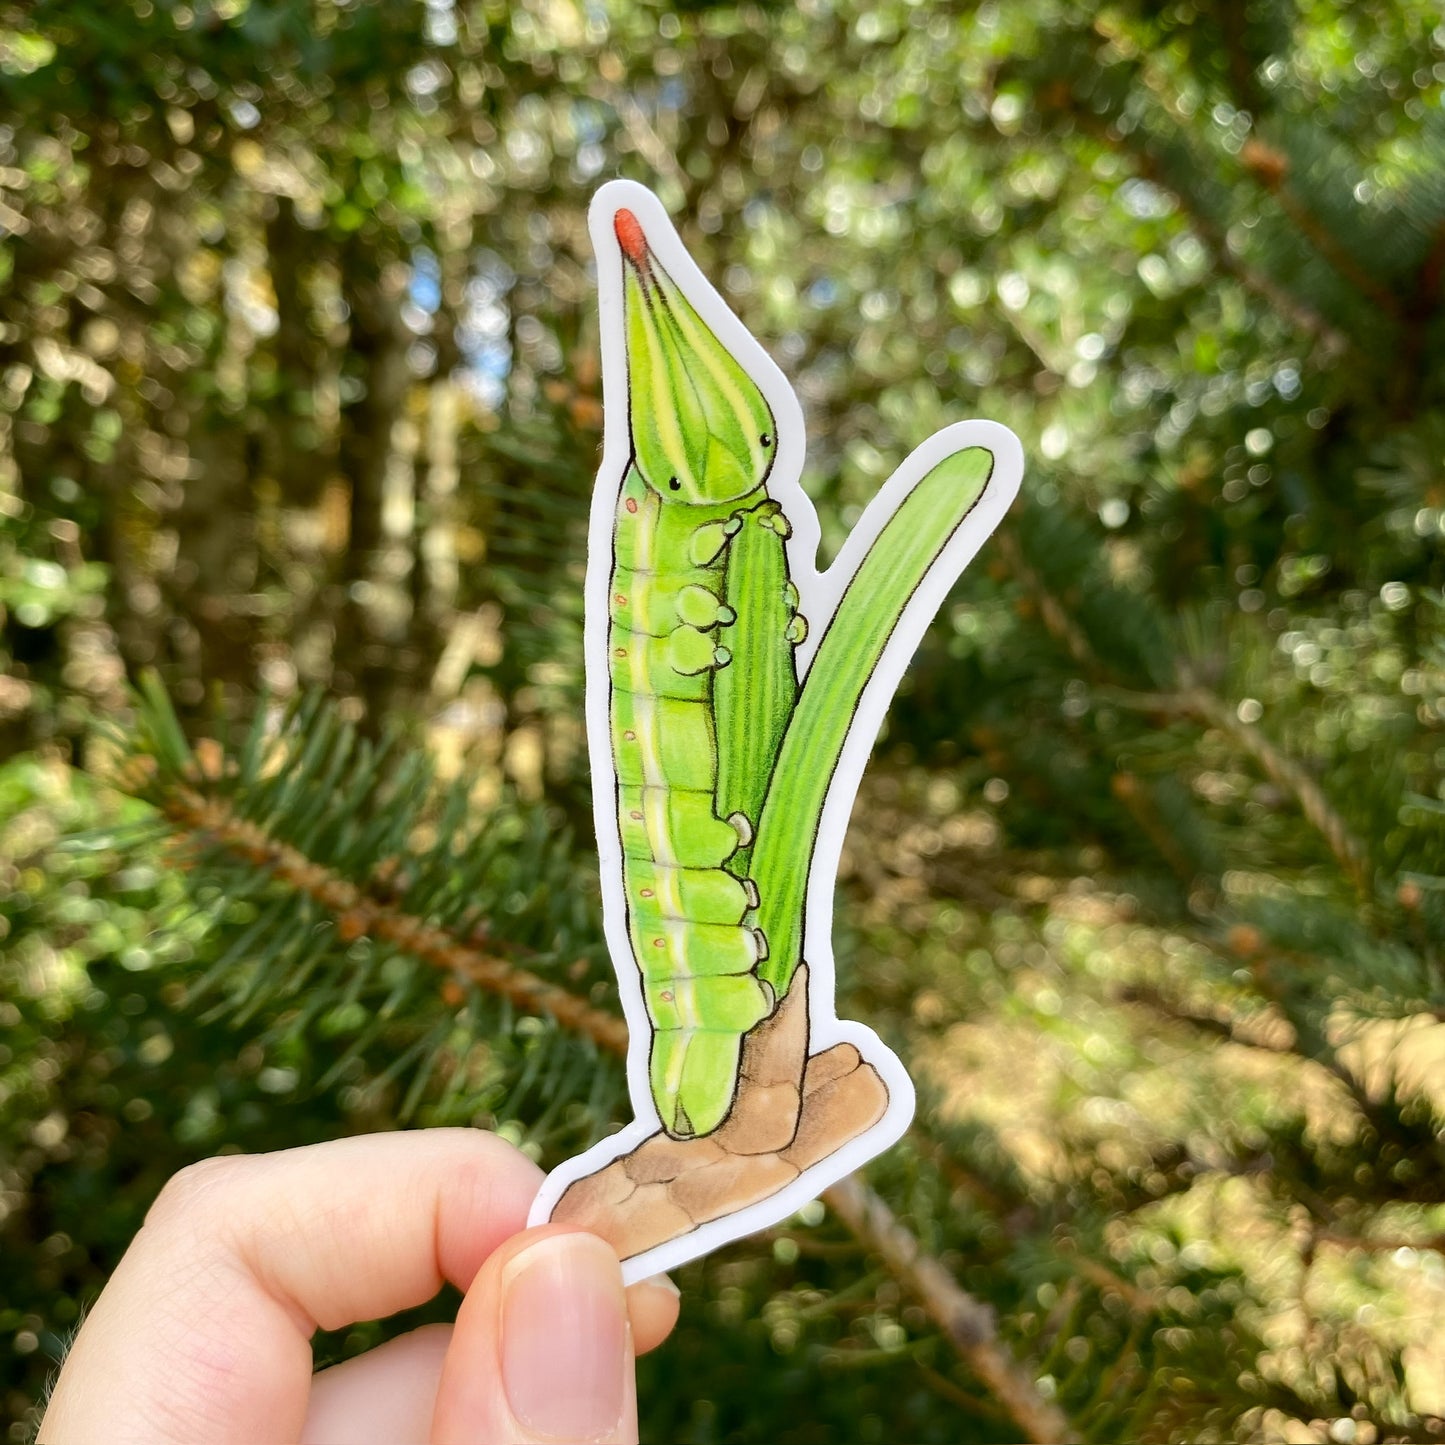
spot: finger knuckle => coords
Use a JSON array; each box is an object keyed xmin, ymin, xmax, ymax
[{"xmin": 148, "ymin": 1154, "xmax": 253, "ymax": 1228}]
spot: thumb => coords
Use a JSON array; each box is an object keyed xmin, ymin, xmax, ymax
[{"xmin": 430, "ymin": 1226, "xmax": 637, "ymax": 1444}]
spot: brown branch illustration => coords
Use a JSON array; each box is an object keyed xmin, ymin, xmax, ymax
[{"xmin": 553, "ymin": 969, "xmax": 893, "ymax": 1257}]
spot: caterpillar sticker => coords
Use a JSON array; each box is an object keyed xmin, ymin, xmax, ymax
[{"xmin": 529, "ymin": 180, "xmax": 1023, "ymax": 1283}]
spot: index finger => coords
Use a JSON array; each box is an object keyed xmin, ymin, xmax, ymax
[{"xmin": 41, "ymin": 1129, "xmax": 542, "ymax": 1444}]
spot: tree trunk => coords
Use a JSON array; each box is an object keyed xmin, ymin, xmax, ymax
[{"xmin": 333, "ymin": 250, "xmax": 414, "ymax": 728}]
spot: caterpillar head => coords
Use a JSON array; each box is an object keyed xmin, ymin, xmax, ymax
[{"xmin": 615, "ymin": 208, "xmax": 776, "ymax": 505}]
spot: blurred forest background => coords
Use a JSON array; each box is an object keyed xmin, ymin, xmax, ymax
[{"xmin": 4, "ymin": 0, "xmax": 1445, "ymax": 1441}]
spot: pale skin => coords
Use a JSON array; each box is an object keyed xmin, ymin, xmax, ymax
[{"xmin": 38, "ymin": 1130, "xmax": 679, "ymax": 1445}]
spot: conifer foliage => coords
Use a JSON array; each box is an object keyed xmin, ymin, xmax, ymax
[{"xmin": 4, "ymin": 1, "xmax": 1445, "ymax": 1441}]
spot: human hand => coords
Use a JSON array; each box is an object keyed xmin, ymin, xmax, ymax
[{"xmin": 38, "ymin": 1130, "xmax": 680, "ymax": 1444}]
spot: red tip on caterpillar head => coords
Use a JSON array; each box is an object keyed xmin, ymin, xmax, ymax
[{"xmin": 614, "ymin": 208, "xmax": 648, "ymax": 264}]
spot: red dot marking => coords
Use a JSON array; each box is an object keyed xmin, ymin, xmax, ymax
[
  {"xmin": 653, "ymin": 937, "xmax": 665, "ymax": 947},
  {"xmin": 614, "ymin": 208, "xmax": 648, "ymax": 263},
  {"xmin": 625, "ymin": 497, "xmax": 638, "ymax": 514},
  {"xmin": 615, "ymin": 593, "xmax": 627, "ymax": 605}
]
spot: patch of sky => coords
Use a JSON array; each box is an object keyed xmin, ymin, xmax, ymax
[
  {"xmin": 1118, "ymin": 178, "xmax": 1173, "ymax": 219},
  {"xmin": 456, "ymin": 249, "xmax": 515, "ymax": 408},
  {"xmin": 424, "ymin": 0, "xmax": 457, "ymax": 46},
  {"xmin": 806, "ymin": 276, "xmax": 839, "ymax": 308},
  {"xmin": 409, "ymin": 248, "xmax": 442, "ymax": 315}
]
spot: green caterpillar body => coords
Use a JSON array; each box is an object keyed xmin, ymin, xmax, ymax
[{"xmin": 609, "ymin": 462, "xmax": 804, "ymax": 1138}]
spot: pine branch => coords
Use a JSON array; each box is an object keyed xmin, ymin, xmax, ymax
[
  {"xmin": 1109, "ymin": 770, "xmax": 1210, "ymax": 889},
  {"xmin": 1038, "ymin": 22, "xmax": 1352, "ymax": 356},
  {"xmin": 1104, "ymin": 685, "xmax": 1372, "ymax": 897},
  {"xmin": 1399, "ymin": 218, "xmax": 1445, "ymax": 414},
  {"xmin": 1412, "ymin": 221, "xmax": 1445, "ymax": 327},
  {"xmin": 155, "ymin": 783, "xmax": 632, "ymax": 1054},
  {"xmin": 1116, "ymin": 981, "xmax": 1296, "ymax": 1055},
  {"xmin": 985, "ymin": 534, "xmax": 1445, "ymax": 1161},
  {"xmin": 998, "ymin": 530, "xmax": 1373, "ymax": 895},
  {"xmin": 994, "ymin": 528, "xmax": 1095, "ymax": 669},
  {"xmin": 1111, "ymin": 975, "xmax": 1437, "ymax": 1173},
  {"xmin": 1311, "ymin": 1227, "xmax": 1445, "ymax": 1257},
  {"xmin": 1059, "ymin": 1252, "xmax": 1160, "ymax": 1316},
  {"xmin": 913, "ymin": 1361, "xmax": 1019, "ymax": 1428},
  {"xmin": 1179, "ymin": 683, "xmax": 1372, "ymax": 898},
  {"xmin": 1209, "ymin": 0, "xmax": 1268, "ymax": 117},
  {"xmin": 99, "ymin": 684, "xmax": 1075, "ymax": 1441},
  {"xmin": 1116, "ymin": 135, "xmax": 1348, "ymax": 355},
  {"xmin": 1239, "ymin": 138, "xmax": 1404, "ymax": 320},
  {"xmin": 824, "ymin": 1175, "xmax": 1079, "ymax": 1445}
]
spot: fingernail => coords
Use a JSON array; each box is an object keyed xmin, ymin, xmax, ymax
[
  {"xmin": 501, "ymin": 1232, "xmax": 628, "ymax": 1442},
  {"xmin": 638, "ymin": 1273, "xmax": 679, "ymax": 1300}
]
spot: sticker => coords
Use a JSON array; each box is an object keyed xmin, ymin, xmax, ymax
[{"xmin": 527, "ymin": 179, "xmax": 1023, "ymax": 1283}]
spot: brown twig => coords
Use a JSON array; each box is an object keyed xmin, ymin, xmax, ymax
[
  {"xmin": 824, "ymin": 1175, "xmax": 1079, "ymax": 1444},
  {"xmin": 1116, "ymin": 981, "xmax": 1297, "ymax": 1056},
  {"xmin": 1109, "ymin": 770, "xmax": 1207, "ymax": 888},
  {"xmin": 994, "ymin": 528, "xmax": 1093, "ymax": 668},
  {"xmin": 1313, "ymin": 1228, "xmax": 1445, "ymax": 1257},
  {"xmin": 913, "ymin": 1360, "xmax": 1017, "ymax": 1425},
  {"xmin": 1048, "ymin": 37, "xmax": 1349, "ymax": 357},
  {"xmin": 1209, "ymin": 0, "xmax": 1267, "ymax": 117},
  {"xmin": 1062, "ymin": 1253, "xmax": 1160, "ymax": 1315},
  {"xmin": 1180, "ymin": 684, "xmax": 1372, "ymax": 898},
  {"xmin": 1396, "ymin": 218, "xmax": 1445, "ymax": 416},
  {"xmin": 995, "ymin": 541, "xmax": 1395, "ymax": 1127},
  {"xmin": 158, "ymin": 785, "xmax": 633, "ymax": 1054},
  {"xmin": 1104, "ymin": 684, "xmax": 1371, "ymax": 895}
]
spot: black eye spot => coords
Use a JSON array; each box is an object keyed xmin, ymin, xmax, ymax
[
  {"xmin": 668, "ymin": 477, "xmax": 681, "ymax": 491},
  {"xmin": 760, "ymin": 433, "xmax": 772, "ymax": 447}
]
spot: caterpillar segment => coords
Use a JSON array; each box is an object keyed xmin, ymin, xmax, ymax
[{"xmin": 608, "ymin": 207, "xmax": 806, "ymax": 1139}]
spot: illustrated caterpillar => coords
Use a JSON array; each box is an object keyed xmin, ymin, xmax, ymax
[
  {"xmin": 534, "ymin": 180, "xmax": 1018, "ymax": 1275},
  {"xmin": 607, "ymin": 208, "xmax": 804, "ymax": 1140}
]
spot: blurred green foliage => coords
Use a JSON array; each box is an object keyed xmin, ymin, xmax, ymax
[{"xmin": 4, "ymin": 0, "xmax": 1445, "ymax": 1441}]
